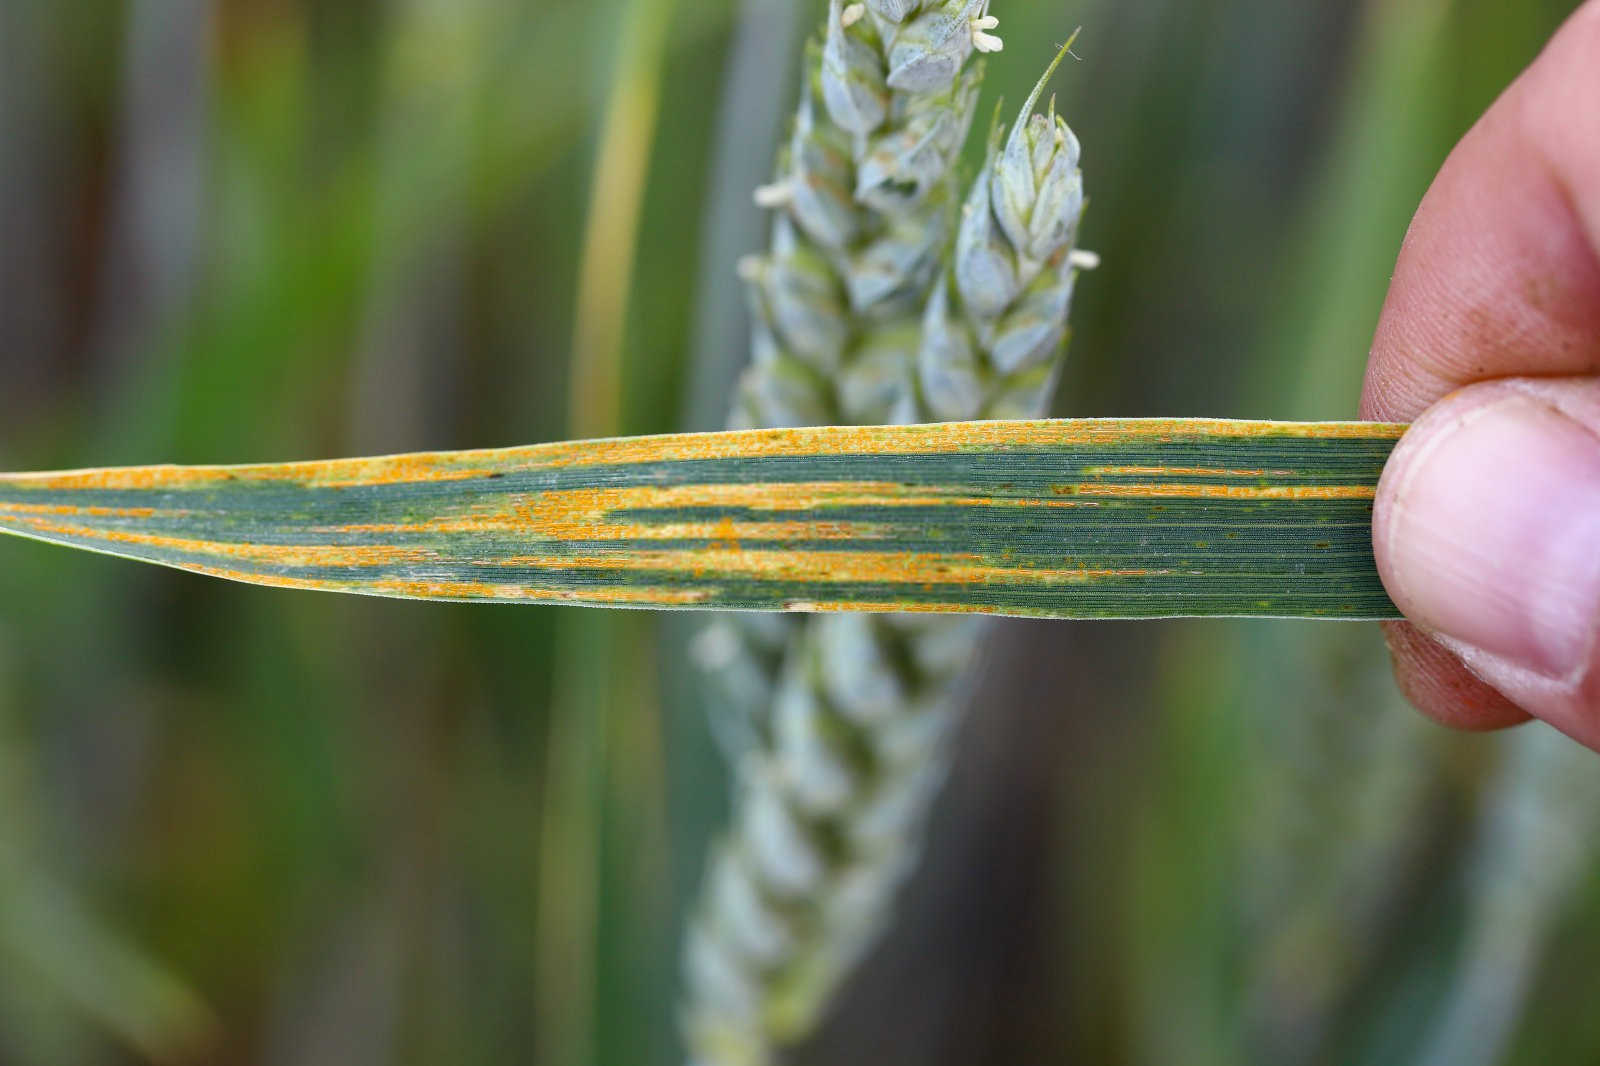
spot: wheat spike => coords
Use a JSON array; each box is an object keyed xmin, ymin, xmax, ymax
[{"xmin": 684, "ymin": 13, "xmax": 1090, "ymax": 1065}]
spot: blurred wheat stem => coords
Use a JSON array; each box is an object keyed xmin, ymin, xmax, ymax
[
  {"xmin": 568, "ymin": 0, "xmax": 680, "ymax": 440},
  {"xmin": 0, "ymin": 418, "xmax": 1404, "ymax": 619},
  {"xmin": 0, "ymin": 858, "xmax": 219, "ymax": 1063},
  {"xmin": 548, "ymin": 1, "xmax": 683, "ymax": 1060}
]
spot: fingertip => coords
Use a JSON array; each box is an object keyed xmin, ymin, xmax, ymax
[
  {"xmin": 1373, "ymin": 380, "xmax": 1600, "ymax": 681},
  {"xmin": 1374, "ymin": 379, "xmax": 1600, "ymax": 751}
]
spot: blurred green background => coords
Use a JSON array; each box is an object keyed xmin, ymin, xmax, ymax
[{"xmin": 1, "ymin": 1, "xmax": 1597, "ymax": 1064}]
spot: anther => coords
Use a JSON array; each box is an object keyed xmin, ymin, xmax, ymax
[
  {"xmin": 970, "ymin": 15, "xmax": 1003, "ymax": 53},
  {"xmin": 753, "ymin": 182, "xmax": 794, "ymax": 209}
]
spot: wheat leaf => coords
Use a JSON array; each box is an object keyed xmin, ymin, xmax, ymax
[{"xmin": 0, "ymin": 418, "xmax": 1404, "ymax": 619}]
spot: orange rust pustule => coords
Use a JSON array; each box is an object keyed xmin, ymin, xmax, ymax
[
  {"xmin": 0, "ymin": 455, "xmax": 498, "ymax": 492},
  {"xmin": 363, "ymin": 579, "xmax": 712, "ymax": 606},
  {"xmin": 0, "ymin": 502, "xmax": 162, "ymax": 519},
  {"xmin": 1059, "ymin": 482, "xmax": 1378, "ymax": 501},
  {"xmin": 0, "ymin": 418, "xmax": 1408, "ymax": 491},
  {"xmin": 527, "ymin": 418, "xmax": 1407, "ymax": 469},
  {"xmin": 784, "ymin": 600, "xmax": 1005, "ymax": 615},
  {"xmin": 164, "ymin": 568, "xmax": 716, "ymax": 606},
  {"xmin": 330, "ymin": 508, "xmax": 888, "ymax": 544},
  {"xmin": 328, "ymin": 483, "xmax": 978, "ymax": 544},
  {"xmin": 8, "ymin": 516, "xmax": 434, "ymax": 569},
  {"xmin": 496, "ymin": 548, "xmax": 1161, "ymax": 587},
  {"xmin": 1082, "ymin": 465, "xmax": 1298, "ymax": 479}
]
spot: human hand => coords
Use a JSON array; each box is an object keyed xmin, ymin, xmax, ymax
[{"xmin": 1365, "ymin": 1, "xmax": 1600, "ymax": 750}]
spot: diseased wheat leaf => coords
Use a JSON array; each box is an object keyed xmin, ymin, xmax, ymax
[{"xmin": 0, "ymin": 418, "xmax": 1404, "ymax": 619}]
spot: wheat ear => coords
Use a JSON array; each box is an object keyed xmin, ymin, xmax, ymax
[
  {"xmin": 695, "ymin": 0, "xmax": 992, "ymax": 765},
  {"xmin": 683, "ymin": 17, "xmax": 1091, "ymax": 1066}
]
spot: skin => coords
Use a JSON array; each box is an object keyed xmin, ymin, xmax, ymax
[{"xmin": 1364, "ymin": 0, "xmax": 1600, "ymax": 750}]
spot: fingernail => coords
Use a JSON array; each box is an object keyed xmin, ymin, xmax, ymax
[{"xmin": 1378, "ymin": 391, "xmax": 1600, "ymax": 680}]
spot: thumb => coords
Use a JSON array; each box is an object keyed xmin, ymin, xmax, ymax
[{"xmin": 1375, "ymin": 377, "xmax": 1600, "ymax": 749}]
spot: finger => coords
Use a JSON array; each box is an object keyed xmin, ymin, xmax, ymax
[
  {"xmin": 1381, "ymin": 621, "xmax": 1530, "ymax": 732},
  {"xmin": 1362, "ymin": 0, "xmax": 1600, "ymax": 425},
  {"xmin": 1364, "ymin": 3, "xmax": 1600, "ymax": 734},
  {"xmin": 1373, "ymin": 377, "xmax": 1600, "ymax": 751}
]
